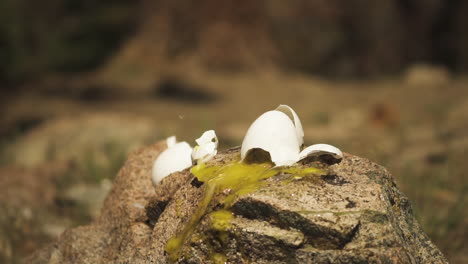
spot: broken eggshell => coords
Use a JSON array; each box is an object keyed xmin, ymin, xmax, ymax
[
  {"xmin": 152, "ymin": 137, "xmax": 193, "ymax": 186},
  {"xmin": 192, "ymin": 130, "xmax": 218, "ymax": 162},
  {"xmin": 241, "ymin": 110, "xmax": 301, "ymax": 166},
  {"xmin": 299, "ymin": 143, "xmax": 343, "ymax": 162},
  {"xmin": 166, "ymin": 136, "xmax": 177, "ymax": 148},
  {"xmin": 241, "ymin": 105, "xmax": 343, "ymax": 166},
  {"xmin": 275, "ymin": 104, "xmax": 304, "ymax": 146}
]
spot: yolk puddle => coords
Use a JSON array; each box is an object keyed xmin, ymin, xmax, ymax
[{"xmin": 165, "ymin": 160, "xmax": 324, "ymax": 262}]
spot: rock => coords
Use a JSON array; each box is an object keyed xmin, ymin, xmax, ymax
[{"xmin": 27, "ymin": 142, "xmax": 448, "ymax": 263}]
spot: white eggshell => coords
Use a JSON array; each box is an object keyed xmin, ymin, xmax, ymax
[
  {"xmin": 166, "ymin": 136, "xmax": 177, "ymax": 148},
  {"xmin": 298, "ymin": 143, "xmax": 343, "ymax": 160},
  {"xmin": 241, "ymin": 110, "xmax": 300, "ymax": 166},
  {"xmin": 152, "ymin": 141, "xmax": 193, "ymax": 185},
  {"xmin": 192, "ymin": 130, "xmax": 218, "ymax": 161},
  {"xmin": 275, "ymin": 105, "xmax": 304, "ymax": 146},
  {"xmin": 195, "ymin": 130, "xmax": 218, "ymax": 146},
  {"xmin": 192, "ymin": 142, "xmax": 217, "ymax": 161}
]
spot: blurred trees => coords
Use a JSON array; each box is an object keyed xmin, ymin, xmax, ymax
[
  {"xmin": 0, "ymin": 0, "xmax": 138, "ymax": 83},
  {"xmin": 132, "ymin": 0, "xmax": 468, "ymax": 76},
  {"xmin": 1, "ymin": 0, "xmax": 468, "ymax": 84}
]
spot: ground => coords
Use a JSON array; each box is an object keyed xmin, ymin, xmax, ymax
[{"xmin": 0, "ymin": 67, "xmax": 467, "ymax": 263}]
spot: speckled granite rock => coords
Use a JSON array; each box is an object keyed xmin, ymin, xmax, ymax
[{"xmin": 27, "ymin": 142, "xmax": 448, "ymax": 264}]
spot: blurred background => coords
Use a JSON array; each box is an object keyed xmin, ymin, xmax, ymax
[{"xmin": 0, "ymin": 0, "xmax": 467, "ymax": 263}]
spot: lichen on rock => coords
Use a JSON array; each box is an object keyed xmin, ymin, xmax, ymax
[{"xmin": 27, "ymin": 141, "xmax": 448, "ymax": 264}]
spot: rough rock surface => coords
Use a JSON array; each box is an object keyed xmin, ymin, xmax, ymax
[{"xmin": 28, "ymin": 142, "xmax": 448, "ymax": 263}]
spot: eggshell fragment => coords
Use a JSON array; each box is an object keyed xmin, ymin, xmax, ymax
[
  {"xmin": 241, "ymin": 110, "xmax": 300, "ymax": 166},
  {"xmin": 275, "ymin": 104, "xmax": 304, "ymax": 146},
  {"xmin": 152, "ymin": 139, "xmax": 193, "ymax": 185},
  {"xmin": 166, "ymin": 136, "xmax": 177, "ymax": 148},
  {"xmin": 192, "ymin": 130, "xmax": 218, "ymax": 162},
  {"xmin": 195, "ymin": 130, "xmax": 218, "ymax": 146},
  {"xmin": 298, "ymin": 143, "xmax": 343, "ymax": 161}
]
